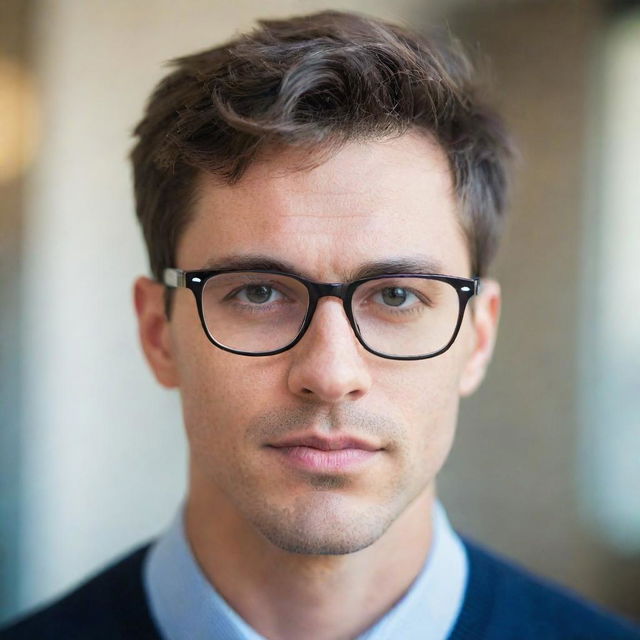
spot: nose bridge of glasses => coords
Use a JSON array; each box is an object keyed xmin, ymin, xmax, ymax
[
  {"xmin": 311, "ymin": 282, "xmax": 351, "ymax": 301},
  {"xmin": 305, "ymin": 282, "xmax": 357, "ymax": 339}
]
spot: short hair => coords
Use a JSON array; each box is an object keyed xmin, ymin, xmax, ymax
[{"xmin": 130, "ymin": 10, "xmax": 513, "ymax": 283}]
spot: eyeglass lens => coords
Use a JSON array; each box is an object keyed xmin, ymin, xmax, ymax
[{"xmin": 201, "ymin": 272, "xmax": 460, "ymax": 357}]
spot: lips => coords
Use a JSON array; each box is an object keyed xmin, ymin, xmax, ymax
[
  {"xmin": 267, "ymin": 433, "xmax": 383, "ymax": 473},
  {"xmin": 268, "ymin": 433, "xmax": 382, "ymax": 452}
]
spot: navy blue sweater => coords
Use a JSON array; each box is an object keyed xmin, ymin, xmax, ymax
[{"xmin": 2, "ymin": 539, "xmax": 639, "ymax": 639}]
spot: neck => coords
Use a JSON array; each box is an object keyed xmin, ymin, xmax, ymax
[{"xmin": 185, "ymin": 481, "xmax": 436, "ymax": 640}]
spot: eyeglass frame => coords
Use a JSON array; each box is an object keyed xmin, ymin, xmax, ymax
[{"xmin": 163, "ymin": 268, "xmax": 481, "ymax": 361}]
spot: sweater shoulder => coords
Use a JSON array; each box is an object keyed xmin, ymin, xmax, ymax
[
  {"xmin": 449, "ymin": 537, "xmax": 640, "ymax": 640},
  {"xmin": 0, "ymin": 544, "xmax": 161, "ymax": 640}
]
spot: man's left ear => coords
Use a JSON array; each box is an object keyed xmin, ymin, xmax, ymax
[{"xmin": 458, "ymin": 278, "xmax": 501, "ymax": 397}]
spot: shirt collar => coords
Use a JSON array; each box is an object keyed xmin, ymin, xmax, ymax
[{"xmin": 143, "ymin": 501, "xmax": 468, "ymax": 640}]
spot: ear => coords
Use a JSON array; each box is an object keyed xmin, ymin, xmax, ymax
[
  {"xmin": 458, "ymin": 278, "xmax": 501, "ymax": 397},
  {"xmin": 133, "ymin": 276, "xmax": 179, "ymax": 388}
]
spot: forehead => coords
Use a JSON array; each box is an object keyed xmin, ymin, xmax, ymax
[{"xmin": 176, "ymin": 134, "xmax": 471, "ymax": 278}]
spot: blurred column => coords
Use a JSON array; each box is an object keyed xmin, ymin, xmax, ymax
[{"xmin": 578, "ymin": 4, "xmax": 640, "ymax": 618}]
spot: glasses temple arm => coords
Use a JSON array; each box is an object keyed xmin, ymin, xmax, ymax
[{"xmin": 163, "ymin": 268, "xmax": 187, "ymax": 288}]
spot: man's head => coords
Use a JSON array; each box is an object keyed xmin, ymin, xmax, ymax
[{"xmin": 132, "ymin": 11, "xmax": 511, "ymax": 556}]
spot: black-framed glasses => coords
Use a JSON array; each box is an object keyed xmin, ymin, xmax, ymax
[{"xmin": 163, "ymin": 268, "xmax": 480, "ymax": 361}]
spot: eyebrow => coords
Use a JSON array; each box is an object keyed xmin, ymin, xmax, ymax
[{"xmin": 199, "ymin": 254, "xmax": 447, "ymax": 281}]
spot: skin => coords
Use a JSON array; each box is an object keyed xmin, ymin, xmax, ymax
[{"xmin": 134, "ymin": 133, "xmax": 501, "ymax": 640}]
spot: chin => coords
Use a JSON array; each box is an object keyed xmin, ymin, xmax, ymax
[
  {"xmin": 247, "ymin": 493, "xmax": 396, "ymax": 556},
  {"xmin": 256, "ymin": 521, "xmax": 385, "ymax": 556}
]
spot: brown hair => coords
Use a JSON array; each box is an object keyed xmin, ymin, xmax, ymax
[{"xmin": 131, "ymin": 10, "xmax": 513, "ymax": 282}]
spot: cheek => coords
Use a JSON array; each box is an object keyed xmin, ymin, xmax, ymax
[
  {"xmin": 391, "ymin": 351, "xmax": 462, "ymax": 417},
  {"xmin": 388, "ymin": 357, "xmax": 462, "ymax": 468},
  {"xmin": 170, "ymin": 317, "xmax": 232, "ymax": 449},
  {"xmin": 173, "ymin": 329, "xmax": 284, "ymax": 454}
]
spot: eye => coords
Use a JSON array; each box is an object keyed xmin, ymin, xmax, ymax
[
  {"xmin": 375, "ymin": 287, "xmax": 418, "ymax": 307},
  {"xmin": 236, "ymin": 284, "xmax": 283, "ymax": 304}
]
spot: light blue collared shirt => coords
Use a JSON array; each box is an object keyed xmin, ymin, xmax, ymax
[{"xmin": 144, "ymin": 501, "xmax": 468, "ymax": 640}]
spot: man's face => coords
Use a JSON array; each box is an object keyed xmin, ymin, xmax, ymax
[{"xmin": 138, "ymin": 133, "xmax": 498, "ymax": 555}]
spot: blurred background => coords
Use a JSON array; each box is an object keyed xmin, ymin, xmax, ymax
[{"xmin": 1, "ymin": 0, "xmax": 639, "ymax": 627}]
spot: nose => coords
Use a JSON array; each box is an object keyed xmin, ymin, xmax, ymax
[{"xmin": 287, "ymin": 298, "xmax": 372, "ymax": 403}]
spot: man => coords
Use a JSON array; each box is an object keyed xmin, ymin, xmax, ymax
[{"xmin": 2, "ymin": 10, "xmax": 639, "ymax": 640}]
